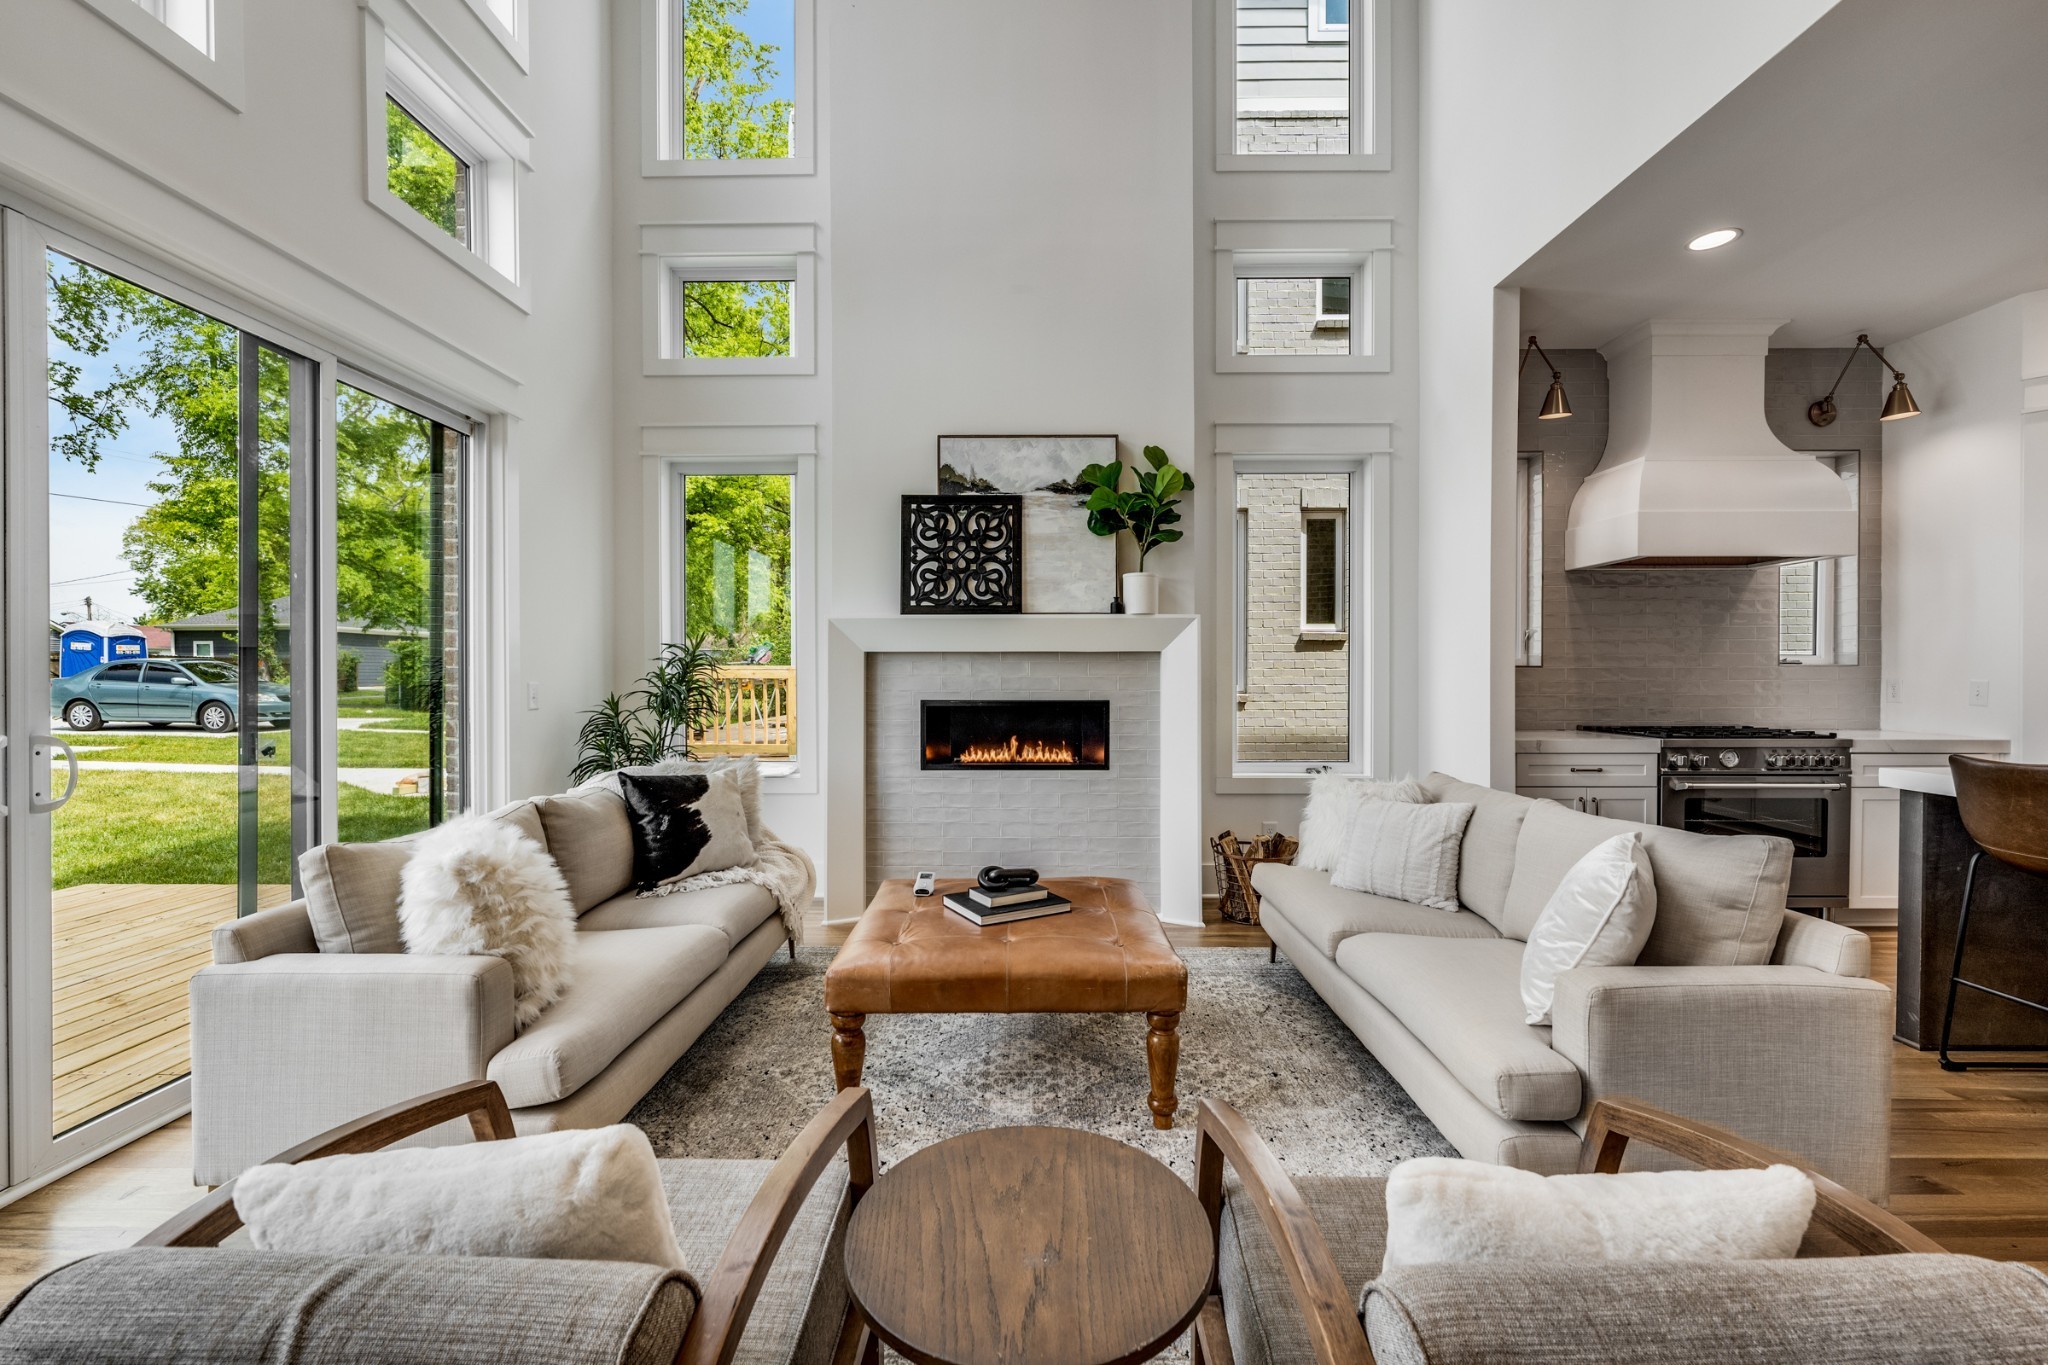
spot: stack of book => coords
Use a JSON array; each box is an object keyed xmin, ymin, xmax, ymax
[{"xmin": 943, "ymin": 882, "xmax": 1073, "ymax": 926}]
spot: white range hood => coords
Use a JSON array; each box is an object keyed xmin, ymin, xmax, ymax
[{"xmin": 1564, "ymin": 319, "xmax": 1858, "ymax": 570}]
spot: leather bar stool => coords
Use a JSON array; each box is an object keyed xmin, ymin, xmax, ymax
[{"xmin": 1939, "ymin": 754, "xmax": 2048, "ymax": 1071}]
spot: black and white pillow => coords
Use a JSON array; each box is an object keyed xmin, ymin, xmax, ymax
[{"xmin": 616, "ymin": 769, "xmax": 757, "ymax": 891}]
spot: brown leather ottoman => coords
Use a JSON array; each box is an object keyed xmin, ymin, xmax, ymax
[{"xmin": 823, "ymin": 877, "xmax": 1191, "ymax": 1128}]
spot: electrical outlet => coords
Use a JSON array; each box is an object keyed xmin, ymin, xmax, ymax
[
  {"xmin": 1261, "ymin": 820, "xmax": 1282, "ymax": 837},
  {"xmin": 526, "ymin": 682, "xmax": 542, "ymax": 711},
  {"xmin": 1969, "ymin": 680, "xmax": 1991, "ymax": 708},
  {"xmin": 1884, "ymin": 679, "xmax": 1901, "ymax": 703}
]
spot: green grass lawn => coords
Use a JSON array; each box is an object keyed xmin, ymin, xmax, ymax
[
  {"xmin": 337, "ymin": 688, "xmax": 430, "ymax": 724},
  {"xmin": 53, "ymin": 771, "xmax": 429, "ymax": 889},
  {"xmin": 68, "ymin": 729, "xmax": 430, "ymax": 769}
]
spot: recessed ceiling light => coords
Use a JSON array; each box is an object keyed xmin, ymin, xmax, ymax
[{"xmin": 1687, "ymin": 228, "xmax": 1743, "ymax": 251}]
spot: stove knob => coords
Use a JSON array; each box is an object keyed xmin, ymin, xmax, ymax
[
  {"xmin": 1665, "ymin": 752, "xmax": 1687, "ymax": 771},
  {"xmin": 1765, "ymin": 752, "xmax": 1783, "ymax": 769},
  {"xmin": 1799, "ymin": 752, "xmax": 1818, "ymax": 768},
  {"xmin": 1718, "ymin": 750, "xmax": 1741, "ymax": 769},
  {"xmin": 1689, "ymin": 753, "xmax": 1708, "ymax": 770}
]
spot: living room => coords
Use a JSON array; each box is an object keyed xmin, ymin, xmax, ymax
[{"xmin": 0, "ymin": 0, "xmax": 2044, "ymax": 1359}]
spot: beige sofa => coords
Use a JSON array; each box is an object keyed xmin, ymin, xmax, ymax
[
  {"xmin": 190, "ymin": 785, "xmax": 794, "ymax": 1185},
  {"xmin": 1252, "ymin": 773, "xmax": 1894, "ymax": 1200}
]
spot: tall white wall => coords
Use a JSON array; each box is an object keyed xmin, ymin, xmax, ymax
[
  {"xmin": 0, "ymin": 0, "xmax": 615, "ymax": 799},
  {"xmin": 1413, "ymin": 0, "xmax": 1833, "ymax": 785},
  {"xmin": 1882, "ymin": 294, "xmax": 2048, "ymax": 758}
]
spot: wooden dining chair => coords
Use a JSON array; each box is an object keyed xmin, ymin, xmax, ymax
[{"xmin": 1939, "ymin": 753, "xmax": 2048, "ymax": 1071}]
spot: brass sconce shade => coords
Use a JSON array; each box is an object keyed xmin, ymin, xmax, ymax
[
  {"xmin": 1521, "ymin": 336, "xmax": 1572, "ymax": 420},
  {"xmin": 1810, "ymin": 334, "xmax": 1921, "ymax": 427}
]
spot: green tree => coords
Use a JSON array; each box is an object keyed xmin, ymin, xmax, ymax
[
  {"xmin": 385, "ymin": 98, "xmax": 463, "ymax": 238},
  {"xmin": 681, "ymin": 279, "xmax": 792, "ymax": 358},
  {"xmin": 684, "ymin": 474, "xmax": 791, "ymax": 663},
  {"xmin": 682, "ymin": 0, "xmax": 792, "ymax": 161}
]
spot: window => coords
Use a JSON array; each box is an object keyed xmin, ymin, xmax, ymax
[
  {"xmin": 1778, "ymin": 453, "xmax": 1859, "ymax": 666},
  {"xmin": 679, "ymin": 275, "xmax": 793, "ymax": 358},
  {"xmin": 643, "ymin": 225, "xmax": 817, "ymax": 374},
  {"xmin": 1516, "ymin": 452, "xmax": 1542, "ymax": 666},
  {"xmin": 192, "ymin": 639, "xmax": 213, "ymax": 658},
  {"xmin": 385, "ymin": 97, "xmax": 474, "ymax": 247},
  {"xmin": 133, "ymin": 0, "xmax": 210, "ymax": 53},
  {"xmin": 675, "ymin": 469, "xmax": 798, "ymax": 766},
  {"xmin": 1217, "ymin": 0, "xmax": 1384, "ymax": 169},
  {"xmin": 1216, "ymin": 221, "xmax": 1390, "ymax": 372},
  {"xmin": 1233, "ymin": 467, "xmax": 1359, "ymax": 772},
  {"xmin": 70, "ymin": 0, "xmax": 244, "ymax": 106},
  {"xmin": 1235, "ymin": 276, "xmax": 1354, "ymax": 355},
  {"xmin": 459, "ymin": 0, "xmax": 527, "ymax": 65},
  {"xmin": 649, "ymin": 0, "xmax": 815, "ymax": 175}
]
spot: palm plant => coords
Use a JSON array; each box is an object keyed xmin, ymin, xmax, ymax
[{"xmin": 569, "ymin": 636, "xmax": 727, "ymax": 784}]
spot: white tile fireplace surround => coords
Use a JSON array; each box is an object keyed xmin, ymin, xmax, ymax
[{"xmin": 826, "ymin": 616, "xmax": 1201, "ymax": 925}]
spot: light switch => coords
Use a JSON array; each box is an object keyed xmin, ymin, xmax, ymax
[
  {"xmin": 1969, "ymin": 680, "xmax": 1990, "ymax": 707},
  {"xmin": 527, "ymin": 682, "xmax": 542, "ymax": 711},
  {"xmin": 1884, "ymin": 679, "xmax": 1901, "ymax": 702}
]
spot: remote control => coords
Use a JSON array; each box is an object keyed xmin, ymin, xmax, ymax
[{"xmin": 912, "ymin": 871, "xmax": 936, "ymax": 898}]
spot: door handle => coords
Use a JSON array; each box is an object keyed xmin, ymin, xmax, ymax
[
  {"xmin": 1666, "ymin": 779, "xmax": 1845, "ymax": 792},
  {"xmin": 1568, "ymin": 766, "xmax": 1606, "ymax": 773},
  {"xmin": 32, "ymin": 736, "xmax": 79, "ymax": 814}
]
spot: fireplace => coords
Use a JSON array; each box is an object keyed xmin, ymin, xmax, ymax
[{"xmin": 921, "ymin": 699, "xmax": 1110, "ymax": 771}]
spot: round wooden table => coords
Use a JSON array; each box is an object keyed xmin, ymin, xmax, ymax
[{"xmin": 843, "ymin": 1127, "xmax": 1214, "ymax": 1365}]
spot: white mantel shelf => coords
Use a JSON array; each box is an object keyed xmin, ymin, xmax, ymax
[{"xmin": 825, "ymin": 615, "xmax": 1202, "ymax": 927}]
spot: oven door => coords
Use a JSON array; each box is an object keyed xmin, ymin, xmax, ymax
[{"xmin": 1661, "ymin": 777, "xmax": 1849, "ymax": 908}]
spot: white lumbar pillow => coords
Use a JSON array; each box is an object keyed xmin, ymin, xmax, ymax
[
  {"xmin": 1382, "ymin": 1157, "xmax": 1815, "ymax": 1268},
  {"xmin": 1297, "ymin": 773, "xmax": 1432, "ymax": 872},
  {"xmin": 399, "ymin": 813, "xmax": 576, "ymax": 1030},
  {"xmin": 1329, "ymin": 800, "xmax": 1474, "ymax": 911},
  {"xmin": 234, "ymin": 1125, "xmax": 687, "ymax": 1269},
  {"xmin": 1519, "ymin": 831, "xmax": 1658, "ymax": 1026}
]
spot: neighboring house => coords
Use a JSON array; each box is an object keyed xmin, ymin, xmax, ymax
[
  {"xmin": 1236, "ymin": 472, "xmax": 1351, "ymax": 764},
  {"xmin": 162, "ymin": 595, "xmax": 411, "ymax": 685},
  {"xmin": 1235, "ymin": 0, "xmax": 1350, "ymax": 155}
]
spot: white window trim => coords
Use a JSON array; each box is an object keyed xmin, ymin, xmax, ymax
[
  {"xmin": 640, "ymin": 223, "xmax": 818, "ymax": 376},
  {"xmin": 68, "ymin": 0, "xmax": 245, "ymax": 109},
  {"xmin": 1306, "ymin": 0, "xmax": 1349, "ymax": 43},
  {"xmin": 191, "ymin": 640, "xmax": 214, "ymax": 658},
  {"xmin": 362, "ymin": 0, "xmax": 533, "ymax": 309},
  {"xmin": 1298, "ymin": 507, "xmax": 1347, "ymax": 637},
  {"xmin": 642, "ymin": 0, "xmax": 817, "ymax": 178},
  {"xmin": 1516, "ymin": 451, "xmax": 1542, "ymax": 667},
  {"xmin": 459, "ymin": 0, "xmax": 529, "ymax": 70},
  {"xmin": 1778, "ymin": 452, "xmax": 1859, "ymax": 668},
  {"xmin": 642, "ymin": 427, "xmax": 820, "ymax": 794},
  {"xmin": 1215, "ymin": 0, "xmax": 1388, "ymax": 172},
  {"xmin": 1215, "ymin": 219, "xmax": 1391, "ymax": 374},
  {"xmin": 1212, "ymin": 424, "xmax": 1393, "ymax": 793}
]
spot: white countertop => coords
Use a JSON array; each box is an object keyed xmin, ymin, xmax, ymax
[
  {"xmin": 1879, "ymin": 767, "xmax": 1957, "ymax": 797},
  {"xmin": 1838, "ymin": 732, "xmax": 2011, "ymax": 753}
]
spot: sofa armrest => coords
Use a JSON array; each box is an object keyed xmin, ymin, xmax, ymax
[
  {"xmin": 1771, "ymin": 912, "xmax": 1871, "ymax": 976},
  {"xmin": 211, "ymin": 899, "xmax": 317, "ymax": 963},
  {"xmin": 1549, "ymin": 965, "xmax": 1893, "ymax": 1202},
  {"xmin": 189, "ymin": 954, "xmax": 516, "ymax": 1186}
]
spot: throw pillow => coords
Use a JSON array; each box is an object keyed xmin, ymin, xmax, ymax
[
  {"xmin": 234, "ymin": 1125, "xmax": 688, "ymax": 1270},
  {"xmin": 1382, "ymin": 1157, "xmax": 1816, "ymax": 1268},
  {"xmin": 298, "ymin": 839, "xmax": 418, "ymax": 954},
  {"xmin": 1298, "ymin": 774, "xmax": 1432, "ymax": 872},
  {"xmin": 398, "ymin": 814, "xmax": 576, "ymax": 1030},
  {"xmin": 583, "ymin": 756, "xmax": 766, "ymax": 848},
  {"xmin": 1330, "ymin": 800, "xmax": 1475, "ymax": 910},
  {"xmin": 1519, "ymin": 831, "xmax": 1658, "ymax": 1026},
  {"xmin": 617, "ymin": 769, "xmax": 757, "ymax": 891}
]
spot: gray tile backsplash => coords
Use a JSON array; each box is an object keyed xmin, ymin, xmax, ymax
[{"xmin": 1515, "ymin": 347, "xmax": 1885, "ymax": 731}]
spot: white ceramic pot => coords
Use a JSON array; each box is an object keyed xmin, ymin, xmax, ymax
[{"xmin": 1122, "ymin": 571, "xmax": 1160, "ymax": 615}]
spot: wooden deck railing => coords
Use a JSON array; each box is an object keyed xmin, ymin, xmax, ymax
[{"xmin": 694, "ymin": 666, "xmax": 796, "ymax": 758}]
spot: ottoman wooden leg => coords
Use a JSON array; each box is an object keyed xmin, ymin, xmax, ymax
[
  {"xmin": 1146, "ymin": 1010, "xmax": 1182, "ymax": 1129},
  {"xmin": 830, "ymin": 1012, "xmax": 867, "ymax": 1091}
]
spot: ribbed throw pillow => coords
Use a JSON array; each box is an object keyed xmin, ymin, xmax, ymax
[
  {"xmin": 1330, "ymin": 800, "xmax": 1475, "ymax": 910},
  {"xmin": 1298, "ymin": 774, "xmax": 1433, "ymax": 871}
]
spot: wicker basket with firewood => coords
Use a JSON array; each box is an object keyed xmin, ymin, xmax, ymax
[{"xmin": 1209, "ymin": 830, "xmax": 1299, "ymax": 926}]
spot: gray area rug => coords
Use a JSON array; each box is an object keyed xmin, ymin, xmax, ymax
[{"xmin": 628, "ymin": 946, "xmax": 1453, "ymax": 1177}]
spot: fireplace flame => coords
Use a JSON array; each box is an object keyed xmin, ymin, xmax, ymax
[{"xmin": 956, "ymin": 736, "xmax": 1077, "ymax": 766}]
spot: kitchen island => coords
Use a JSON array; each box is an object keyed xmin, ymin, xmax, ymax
[{"xmin": 1880, "ymin": 766, "xmax": 2048, "ymax": 1053}]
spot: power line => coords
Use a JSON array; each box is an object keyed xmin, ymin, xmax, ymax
[{"xmin": 51, "ymin": 492, "xmax": 150, "ymax": 508}]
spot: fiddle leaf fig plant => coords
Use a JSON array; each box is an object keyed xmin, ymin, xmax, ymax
[{"xmin": 1074, "ymin": 444, "xmax": 1194, "ymax": 571}]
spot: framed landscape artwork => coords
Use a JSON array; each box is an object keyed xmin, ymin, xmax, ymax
[{"xmin": 936, "ymin": 435, "xmax": 1118, "ymax": 614}]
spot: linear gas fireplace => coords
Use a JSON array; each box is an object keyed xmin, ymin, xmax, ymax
[{"xmin": 921, "ymin": 699, "xmax": 1110, "ymax": 771}]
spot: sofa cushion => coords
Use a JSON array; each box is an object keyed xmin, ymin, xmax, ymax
[
  {"xmin": 535, "ymin": 787, "xmax": 636, "ymax": 915},
  {"xmin": 662, "ymin": 1158, "xmax": 852, "ymax": 1365},
  {"xmin": 1418, "ymin": 774, "xmax": 1533, "ymax": 931},
  {"xmin": 0, "ymin": 1247, "xmax": 695, "ymax": 1365},
  {"xmin": 489, "ymin": 798, "xmax": 548, "ymax": 849},
  {"xmin": 1251, "ymin": 863, "xmax": 1498, "ymax": 958},
  {"xmin": 488, "ymin": 926, "xmax": 728, "ymax": 1107},
  {"xmin": 1501, "ymin": 800, "xmax": 1789, "ymax": 966},
  {"xmin": 1335, "ymin": 935, "xmax": 1581, "ymax": 1122},
  {"xmin": 1216, "ymin": 1172, "xmax": 1388, "ymax": 1365},
  {"xmin": 581, "ymin": 881, "xmax": 780, "ymax": 946},
  {"xmin": 300, "ymin": 841, "xmax": 414, "ymax": 954}
]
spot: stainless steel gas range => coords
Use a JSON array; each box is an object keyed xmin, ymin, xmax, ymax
[{"xmin": 1579, "ymin": 726, "xmax": 1851, "ymax": 914}]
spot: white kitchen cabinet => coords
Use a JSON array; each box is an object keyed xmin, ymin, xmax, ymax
[
  {"xmin": 1847, "ymin": 786, "xmax": 1900, "ymax": 912},
  {"xmin": 1517, "ymin": 785, "xmax": 1658, "ymax": 823}
]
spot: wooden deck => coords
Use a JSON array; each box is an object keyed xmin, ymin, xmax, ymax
[{"xmin": 52, "ymin": 883, "xmax": 285, "ymax": 1135}]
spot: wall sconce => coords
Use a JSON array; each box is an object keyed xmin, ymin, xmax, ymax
[
  {"xmin": 1809, "ymin": 334, "xmax": 1921, "ymax": 427},
  {"xmin": 1520, "ymin": 335, "xmax": 1571, "ymax": 420}
]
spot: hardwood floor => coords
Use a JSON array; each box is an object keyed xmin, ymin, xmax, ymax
[{"xmin": 0, "ymin": 919, "xmax": 2040, "ymax": 1299}]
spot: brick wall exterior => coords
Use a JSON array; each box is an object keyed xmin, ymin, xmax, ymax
[
  {"xmin": 866, "ymin": 652, "xmax": 1160, "ymax": 904},
  {"xmin": 1236, "ymin": 473, "xmax": 1350, "ymax": 762},
  {"xmin": 1235, "ymin": 114, "xmax": 1349, "ymax": 156},
  {"xmin": 1514, "ymin": 347, "xmax": 1885, "ymax": 730},
  {"xmin": 1238, "ymin": 277, "xmax": 1348, "ymax": 355}
]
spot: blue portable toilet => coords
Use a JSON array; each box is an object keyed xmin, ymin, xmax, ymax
[{"xmin": 58, "ymin": 622, "xmax": 149, "ymax": 677}]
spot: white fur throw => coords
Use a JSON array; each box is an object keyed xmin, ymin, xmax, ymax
[
  {"xmin": 399, "ymin": 814, "xmax": 576, "ymax": 1030},
  {"xmin": 234, "ymin": 1125, "xmax": 687, "ymax": 1270},
  {"xmin": 1298, "ymin": 774, "xmax": 1432, "ymax": 871},
  {"xmin": 1382, "ymin": 1158, "xmax": 1816, "ymax": 1269}
]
